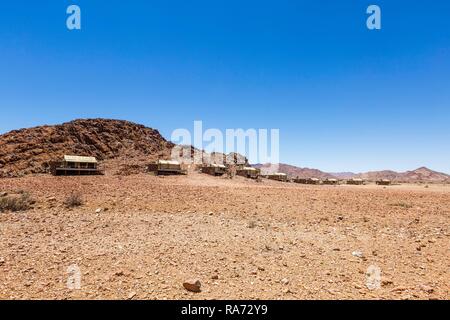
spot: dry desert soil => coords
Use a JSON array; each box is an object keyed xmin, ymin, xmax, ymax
[{"xmin": 0, "ymin": 173, "xmax": 449, "ymax": 300}]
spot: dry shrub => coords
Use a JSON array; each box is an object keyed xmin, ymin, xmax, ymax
[
  {"xmin": 389, "ymin": 202, "xmax": 413, "ymax": 209},
  {"xmin": 64, "ymin": 192, "xmax": 84, "ymax": 208},
  {"xmin": 248, "ymin": 220, "xmax": 257, "ymax": 229},
  {"xmin": 0, "ymin": 192, "xmax": 34, "ymax": 212}
]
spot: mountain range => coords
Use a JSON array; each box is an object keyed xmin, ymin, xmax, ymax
[{"xmin": 254, "ymin": 163, "xmax": 450, "ymax": 183}]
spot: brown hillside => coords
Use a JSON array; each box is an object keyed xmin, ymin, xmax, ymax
[{"xmin": 0, "ymin": 119, "xmax": 175, "ymax": 177}]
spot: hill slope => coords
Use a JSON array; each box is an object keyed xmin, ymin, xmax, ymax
[{"xmin": 0, "ymin": 119, "xmax": 175, "ymax": 177}]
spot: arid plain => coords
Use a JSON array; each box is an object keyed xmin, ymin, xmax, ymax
[{"xmin": 0, "ymin": 172, "xmax": 448, "ymax": 300}]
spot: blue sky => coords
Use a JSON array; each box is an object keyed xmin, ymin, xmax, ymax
[{"xmin": 0, "ymin": 1, "xmax": 449, "ymax": 173}]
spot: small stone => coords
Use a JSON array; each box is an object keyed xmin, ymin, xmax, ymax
[
  {"xmin": 0, "ymin": 257, "xmax": 5, "ymax": 266},
  {"xmin": 0, "ymin": 192, "xmax": 7, "ymax": 197},
  {"xmin": 183, "ymin": 279, "xmax": 202, "ymax": 293},
  {"xmin": 419, "ymin": 284, "xmax": 434, "ymax": 294},
  {"xmin": 382, "ymin": 279, "xmax": 394, "ymax": 287},
  {"xmin": 281, "ymin": 278, "xmax": 290, "ymax": 285},
  {"xmin": 391, "ymin": 286, "xmax": 408, "ymax": 293},
  {"xmin": 95, "ymin": 208, "xmax": 103, "ymax": 214},
  {"xmin": 128, "ymin": 291, "xmax": 137, "ymax": 300},
  {"xmin": 352, "ymin": 251, "xmax": 364, "ymax": 258}
]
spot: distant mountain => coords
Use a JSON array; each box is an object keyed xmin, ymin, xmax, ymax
[
  {"xmin": 356, "ymin": 170, "xmax": 400, "ymax": 182},
  {"xmin": 354, "ymin": 167, "xmax": 450, "ymax": 183},
  {"xmin": 253, "ymin": 163, "xmax": 336, "ymax": 179},
  {"xmin": 329, "ymin": 172, "xmax": 358, "ymax": 179},
  {"xmin": 253, "ymin": 163, "xmax": 450, "ymax": 183}
]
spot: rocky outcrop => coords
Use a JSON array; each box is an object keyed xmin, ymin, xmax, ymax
[{"xmin": 0, "ymin": 119, "xmax": 174, "ymax": 177}]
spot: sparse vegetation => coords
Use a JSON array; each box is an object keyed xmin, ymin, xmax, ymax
[
  {"xmin": 0, "ymin": 192, "xmax": 34, "ymax": 212},
  {"xmin": 389, "ymin": 202, "xmax": 413, "ymax": 209},
  {"xmin": 64, "ymin": 192, "xmax": 84, "ymax": 208},
  {"xmin": 247, "ymin": 220, "xmax": 257, "ymax": 229}
]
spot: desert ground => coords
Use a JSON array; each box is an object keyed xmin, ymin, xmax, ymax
[{"xmin": 0, "ymin": 172, "xmax": 449, "ymax": 300}]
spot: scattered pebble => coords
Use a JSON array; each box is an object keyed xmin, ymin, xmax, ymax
[
  {"xmin": 183, "ymin": 279, "xmax": 202, "ymax": 293},
  {"xmin": 419, "ymin": 284, "xmax": 434, "ymax": 294}
]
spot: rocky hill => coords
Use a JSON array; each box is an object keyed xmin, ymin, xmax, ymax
[{"xmin": 0, "ymin": 119, "xmax": 175, "ymax": 177}]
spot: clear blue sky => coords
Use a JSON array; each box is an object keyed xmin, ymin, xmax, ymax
[{"xmin": 0, "ymin": 1, "xmax": 449, "ymax": 173}]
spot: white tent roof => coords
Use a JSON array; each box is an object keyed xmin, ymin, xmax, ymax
[
  {"xmin": 209, "ymin": 164, "xmax": 226, "ymax": 168},
  {"xmin": 64, "ymin": 155, "xmax": 97, "ymax": 163},
  {"xmin": 158, "ymin": 160, "xmax": 180, "ymax": 165}
]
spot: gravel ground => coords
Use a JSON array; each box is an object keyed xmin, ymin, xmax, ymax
[{"xmin": 0, "ymin": 173, "xmax": 449, "ymax": 300}]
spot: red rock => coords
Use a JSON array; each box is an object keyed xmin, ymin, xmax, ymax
[{"xmin": 183, "ymin": 279, "xmax": 202, "ymax": 293}]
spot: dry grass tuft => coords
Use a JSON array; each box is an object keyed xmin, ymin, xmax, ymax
[
  {"xmin": 64, "ymin": 192, "xmax": 84, "ymax": 208},
  {"xmin": 0, "ymin": 192, "xmax": 34, "ymax": 212}
]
